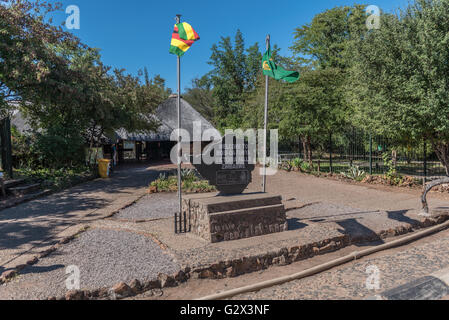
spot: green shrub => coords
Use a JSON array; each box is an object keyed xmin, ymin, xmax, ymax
[
  {"xmin": 341, "ymin": 165, "xmax": 366, "ymax": 181},
  {"xmin": 150, "ymin": 170, "xmax": 216, "ymax": 193},
  {"xmin": 382, "ymin": 153, "xmax": 403, "ymax": 185}
]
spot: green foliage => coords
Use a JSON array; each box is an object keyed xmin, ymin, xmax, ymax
[
  {"xmin": 348, "ymin": 0, "xmax": 449, "ymax": 174},
  {"xmin": 1, "ymin": 1, "xmax": 170, "ymax": 170},
  {"xmin": 291, "ymin": 5, "xmax": 367, "ymax": 69},
  {"xmin": 382, "ymin": 153, "xmax": 403, "ymax": 185},
  {"xmin": 16, "ymin": 166, "xmax": 96, "ymax": 190},
  {"xmin": 150, "ymin": 171, "xmax": 216, "ymax": 193}
]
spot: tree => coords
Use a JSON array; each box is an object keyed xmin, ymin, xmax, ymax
[
  {"xmin": 349, "ymin": 0, "xmax": 449, "ymax": 174},
  {"xmin": 183, "ymin": 75, "xmax": 215, "ymax": 121},
  {"xmin": 278, "ymin": 68, "xmax": 346, "ymax": 164},
  {"xmin": 291, "ymin": 4, "xmax": 367, "ymax": 69},
  {"xmin": 207, "ymin": 30, "xmax": 262, "ymax": 129}
]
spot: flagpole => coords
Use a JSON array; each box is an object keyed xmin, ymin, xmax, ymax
[
  {"xmin": 176, "ymin": 14, "xmax": 183, "ymax": 223},
  {"xmin": 263, "ymin": 35, "xmax": 270, "ymax": 193}
]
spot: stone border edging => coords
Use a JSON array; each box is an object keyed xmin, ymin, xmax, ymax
[
  {"xmin": 54, "ymin": 213, "xmax": 449, "ymax": 300},
  {"xmin": 0, "ymin": 173, "xmax": 98, "ymax": 213},
  {"xmin": 0, "ymin": 225, "xmax": 90, "ymax": 285}
]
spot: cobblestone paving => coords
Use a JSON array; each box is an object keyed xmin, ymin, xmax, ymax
[{"xmin": 232, "ymin": 234, "xmax": 449, "ymax": 300}]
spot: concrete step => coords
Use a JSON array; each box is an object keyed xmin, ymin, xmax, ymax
[
  {"xmin": 8, "ymin": 183, "xmax": 42, "ymax": 197},
  {"xmin": 202, "ymin": 194, "xmax": 283, "ymax": 213},
  {"xmin": 4, "ymin": 179, "xmax": 26, "ymax": 189}
]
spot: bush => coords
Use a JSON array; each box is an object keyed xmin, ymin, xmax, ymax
[
  {"xmin": 341, "ymin": 165, "xmax": 366, "ymax": 181},
  {"xmin": 150, "ymin": 170, "xmax": 216, "ymax": 193},
  {"xmin": 16, "ymin": 166, "xmax": 96, "ymax": 190}
]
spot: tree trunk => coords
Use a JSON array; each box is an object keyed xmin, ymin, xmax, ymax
[
  {"xmin": 307, "ymin": 136, "xmax": 313, "ymax": 166},
  {"xmin": 432, "ymin": 141, "xmax": 449, "ymax": 176},
  {"xmin": 301, "ymin": 137, "xmax": 308, "ymax": 163}
]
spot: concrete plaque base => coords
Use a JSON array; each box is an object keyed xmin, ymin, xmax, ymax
[{"xmin": 182, "ymin": 193, "xmax": 288, "ymax": 243}]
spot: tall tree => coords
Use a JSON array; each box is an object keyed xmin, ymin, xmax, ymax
[{"xmin": 349, "ymin": 0, "xmax": 449, "ymax": 174}]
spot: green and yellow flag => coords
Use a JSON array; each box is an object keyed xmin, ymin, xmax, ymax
[
  {"xmin": 262, "ymin": 46, "xmax": 299, "ymax": 83},
  {"xmin": 170, "ymin": 22, "xmax": 200, "ymax": 57}
]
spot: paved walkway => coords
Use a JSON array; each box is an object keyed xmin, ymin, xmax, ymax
[
  {"xmin": 0, "ymin": 164, "xmax": 162, "ymax": 272},
  {"xmin": 249, "ymin": 169, "xmax": 449, "ymax": 214},
  {"xmin": 2, "ymin": 165, "xmax": 449, "ymax": 300}
]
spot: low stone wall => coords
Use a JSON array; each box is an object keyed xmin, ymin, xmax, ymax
[{"xmin": 183, "ymin": 193, "xmax": 288, "ymax": 243}]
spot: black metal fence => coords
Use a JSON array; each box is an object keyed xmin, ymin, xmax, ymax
[{"xmin": 279, "ymin": 129, "xmax": 447, "ymax": 179}]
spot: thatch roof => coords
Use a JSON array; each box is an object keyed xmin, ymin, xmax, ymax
[
  {"xmin": 10, "ymin": 96, "xmax": 218, "ymax": 143},
  {"xmin": 113, "ymin": 95, "xmax": 217, "ymax": 142}
]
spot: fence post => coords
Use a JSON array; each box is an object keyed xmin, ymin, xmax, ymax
[
  {"xmin": 329, "ymin": 132, "xmax": 333, "ymax": 174},
  {"xmin": 369, "ymin": 133, "xmax": 373, "ymax": 175}
]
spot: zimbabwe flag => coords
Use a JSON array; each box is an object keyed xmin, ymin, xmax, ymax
[{"xmin": 170, "ymin": 22, "xmax": 200, "ymax": 57}]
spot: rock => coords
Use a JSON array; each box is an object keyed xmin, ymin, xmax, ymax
[
  {"xmin": 312, "ymin": 247, "xmax": 320, "ymax": 255},
  {"xmin": 39, "ymin": 247, "xmax": 57, "ymax": 258},
  {"xmin": 129, "ymin": 279, "xmax": 142, "ymax": 294},
  {"xmin": 174, "ymin": 270, "xmax": 188, "ymax": 283},
  {"xmin": 65, "ymin": 290, "xmax": 85, "ymax": 301},
  {"xmin": 158, "ymin": 274, "xmax": 176, "ymax": 288},
  {"xmin": 148, "ymin": 186, "xmax": 157, "ymax": 194},
  {"xmin": 198, "ymin": 269, "xmax": 215, "ymax": 279},
  {"xmin": 1, "ymin": 270, "xmax": 17, "ymax": 281},
  {"xmin": 96, "ymin": 288, "xmax": 110, "ymax": 298},
  {"xmin": 225, "ymin": 267, "xmax": 236, "ymax": 278},
  {"xmin": 278, "ymin": 255, "xmax": 288, "ymax": 266},
  {"xmin": 26, "ymin": 257, "xmax": 39, "ymax": 265},
  {"xmin": 60, "ymin": 236, "xmax": 73, "ymax": 244},
  {"xmin": 143, "ymin": 280, "xmax": 161, "ymax": 291},
  {"xmin": 15, "ymin": 264, "xmax": 27, "ymax": 271},
  {"xmin": 112, "ymin": 282, "xmax": 133, "ymax": 297}
]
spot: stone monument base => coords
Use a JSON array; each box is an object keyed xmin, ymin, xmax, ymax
[{"xmin": 182, "ymin": 193, "xmax": 288, "ymax": 243}]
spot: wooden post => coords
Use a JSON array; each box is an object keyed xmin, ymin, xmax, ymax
[{"xmin": 0, "ymin": 117, "xmax": 13, "ymax": 179}]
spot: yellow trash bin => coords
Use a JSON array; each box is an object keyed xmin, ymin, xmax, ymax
[{"xmin": 98, "ymin": 159, "xmax": 111, "ymax": 178}]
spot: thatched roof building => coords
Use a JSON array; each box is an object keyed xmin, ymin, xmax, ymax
[
  {"xmin": 113, "ymin": 94, "xmax": 216, "ymax": 143},
  {"xmin": 9, "ymin": 95, "xmax": 218, "ymax": 162}
]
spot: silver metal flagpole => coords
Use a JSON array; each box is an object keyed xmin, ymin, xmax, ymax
[
  {"xmin": 263, "ymin": 35, "xmax": 270, "ymax": 193},
  {"xmin": 176, "ymin": 14, "xmax": 183, "ymax": 223}
]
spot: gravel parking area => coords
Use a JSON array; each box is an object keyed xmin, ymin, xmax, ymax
[
  {"xmin": 0, "ymin": 228, "xmax": 180, "ymax": 300},
  {"xmin": 114, "ymin": 193, "xmax": 178, "ymax": 221}
]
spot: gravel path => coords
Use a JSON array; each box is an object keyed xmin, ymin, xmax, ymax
[
  {"xmin": 0, "ymin": 228, "xmax": 180, "ymax": 300},
  {"xmin": 114, "ymin": 193, "xmax": 178, "ymax": 221}
]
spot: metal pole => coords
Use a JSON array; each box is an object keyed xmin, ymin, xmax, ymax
[
  {"xmin": 329, "ymin": 132, "xmax": 333, "ymax": 174},
  {"xmin": 369, "ymin": 133, "xmax": 373, "ymax": 175},
  {"xmin": 263, "ymin": 35, "xmax": 270, "ymax": 193},
  {"xmin": 176, "ymin": 14, "xmax": 183, "ymax": 224}
]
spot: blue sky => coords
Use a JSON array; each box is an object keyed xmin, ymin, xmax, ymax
[{"xmin": 52, "ymin": 0, "xmax": 410, "ymax": 92}]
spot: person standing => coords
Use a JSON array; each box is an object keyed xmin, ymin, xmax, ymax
[{"xmin": 112, "ymin": 143, "xmax": 118, "ymax": 167}]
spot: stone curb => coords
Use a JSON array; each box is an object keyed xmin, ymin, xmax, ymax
[
  {"xmin": 0, "ymin": 225, "xmax": 90, "ymax": 285},
  {"xmin": 370, "ymin": 267, "xmax": 449, "ymax": 300},
  {"xmin": 52, "ymin": 212, "xmax": 449, "ymax": 300},
  {"xmin": 0, "ymin": 190, "xmax": 53, "ymax": 213},
  {"xmin": 0, "ymin": 174, "xmax": 99, "ymax": 213}
]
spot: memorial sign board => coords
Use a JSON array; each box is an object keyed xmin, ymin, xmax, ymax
[{"xmin": 193, "ymin": 134, "xmax": 255, "ymax": 195}]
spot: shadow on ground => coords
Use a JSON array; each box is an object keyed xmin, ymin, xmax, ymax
[{"xmin": 0, "ymin": 164, "xmax": 162, "ymax": 263}]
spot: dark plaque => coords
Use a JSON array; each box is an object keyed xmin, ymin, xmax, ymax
[{"xmin": 193, "ymin": 134, "xmax": 255, "ymax": 195}]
